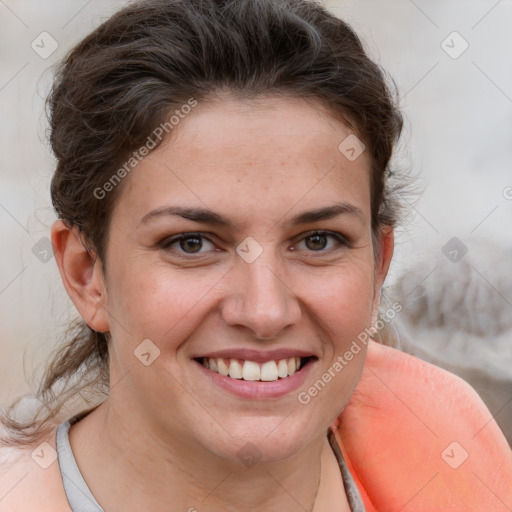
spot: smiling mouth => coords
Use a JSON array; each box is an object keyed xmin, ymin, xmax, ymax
[{"xmin": 194, "ymin": 356, "xmax": 317, "ymax": 382}]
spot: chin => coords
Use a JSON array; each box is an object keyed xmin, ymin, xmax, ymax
[{"xmin": 202, "ymin": 416, "xmax": 322, "ymax": 466}]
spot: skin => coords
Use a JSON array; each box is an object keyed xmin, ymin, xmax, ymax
[{"xmin": 5, "ymin": 95, "xmax": 394, "ymax": 511}]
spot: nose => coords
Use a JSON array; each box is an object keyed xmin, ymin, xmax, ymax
[{"xmin": 220, "ymin": 253, "xmax": 302, "ymax": 340}]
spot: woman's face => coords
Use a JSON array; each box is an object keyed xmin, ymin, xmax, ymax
[{"xmin": 96, "ymin": 95, "xmax": 392, "ymax": 463}]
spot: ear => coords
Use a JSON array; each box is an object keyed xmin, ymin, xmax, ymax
[
  {"xmin": 51, "ymin": 220, "xmax": 110, "ymax": 333},
  {"xmin": 370, "ymin": 227, "xmax": 394, "ymax": 324}
]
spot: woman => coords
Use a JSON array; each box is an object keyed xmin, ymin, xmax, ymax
[{"xmin": 1, "ymin": 0, "xmax": 510, "ymax": 510}]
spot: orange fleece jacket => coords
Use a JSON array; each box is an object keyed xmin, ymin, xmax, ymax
[{"xmin": 330, "ymin": 341, "xmax": 512, "ymax": 511}]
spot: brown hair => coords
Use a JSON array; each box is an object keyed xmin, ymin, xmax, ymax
[{"xmin": 1, "ymin": 0, "xmax": 404, "ymax": 446}]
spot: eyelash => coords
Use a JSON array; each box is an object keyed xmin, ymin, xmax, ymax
[{"xmin": 160, "ymin": 230, "xmax": 351, "ymax": 256}]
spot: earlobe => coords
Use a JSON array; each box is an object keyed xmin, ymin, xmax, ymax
[{"xmin": 51, "ymin": 220, "xmax": 110, "ymax": 333}]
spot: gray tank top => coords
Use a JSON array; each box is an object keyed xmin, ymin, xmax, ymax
[{"xmin": 56, "ymin": 419, "xmax": 366, "ymax": 511}]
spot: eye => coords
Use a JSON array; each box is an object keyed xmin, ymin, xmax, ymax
[
  {"xmin": 294, "ymin": 230, "xmax": 349, "ymax": 252},
  {"xmin": 160, "ymin": 230, "xmax": 350, "ymax": 258},
  {"xmin": 161, "ymin": 232, "xmax": 217, "ymax": 255}
]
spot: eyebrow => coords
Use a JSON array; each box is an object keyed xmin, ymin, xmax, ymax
[{"xmin": 139, "ymin": 202, "xmax": 365, "ymax": 228}]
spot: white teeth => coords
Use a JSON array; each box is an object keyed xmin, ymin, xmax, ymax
[
  {"xmin": 201, "ymin": 356, "xmax": 310, "ymax": 381},
  {"xmin": 242, "ymin": 361, "xmax": 261, "ymax": 381},
  {"xmin": 277, "ymin": 359, "xmax": 289, "ymax": 378},
  {"xmin": 229, "ymin": 359, "xmax": 243, "ymax": 379},
  {"xmin": 217, "ymin": 358, "xmax": 229, "ymax": 376},
  {"xmin": 260, "ymin": 361, "xmax": 279, "ymax": 381}
]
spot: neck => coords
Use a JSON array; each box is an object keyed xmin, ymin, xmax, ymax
[{"xmin": 68, "ymin": 401, "xmax": 338, "ymax": 512}]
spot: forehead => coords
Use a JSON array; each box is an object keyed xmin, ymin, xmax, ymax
[{"xmin": 117, "ymin": 95, "xmax": 371, "ymax": 227}]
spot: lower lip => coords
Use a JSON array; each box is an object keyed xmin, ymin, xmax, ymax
[{"xmin": 195, "ymin": 359, "xmax": 316, "ymax": 399}]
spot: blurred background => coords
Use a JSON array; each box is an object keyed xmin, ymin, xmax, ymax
[{"xmin": 1, "ymin": 1, "xmax": 511, "ymax": 442}]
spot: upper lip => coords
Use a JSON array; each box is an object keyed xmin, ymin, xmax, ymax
[{"xmin": 193, "ymin": 349, "xmax": 317, "ymax": 363}]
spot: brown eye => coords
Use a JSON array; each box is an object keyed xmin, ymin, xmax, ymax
[
  {"xmin": 296, "ymin": 231, "xmax": 348, "ymax": 252},
  {"xmin": 161, "ymin": 233, "xmax": 216, "ymax": 255},
  {"xmin": 179, "ymin": 237, "xmax": 203, "ymax": 253},
  {"xmin": 305, "ymin": 234, "xmax": 328, "ymax": 251}
]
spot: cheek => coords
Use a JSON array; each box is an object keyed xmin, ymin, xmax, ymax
[
  {"xmin": 300, "ymin": 260, "xmax": 375, "ymax": 337},
  {"xmin": 105, "ymin": 245, "xmax": 376, "ymax": 357},
  {"xmin": 104, "ymin": 258, "xmax": 223, "ymax": 344},
  {"xmin": 293, "ymin": 264, "xmax": 374, "ymax": 420}
]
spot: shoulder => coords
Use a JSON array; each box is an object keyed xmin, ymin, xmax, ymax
[
  {"xmin": 0, "ymin": 426, "xmax": 71, "ymax": 512},
  {"xmin": 334, "ymin": 341, "xmax": 512, "ymax": 512}
]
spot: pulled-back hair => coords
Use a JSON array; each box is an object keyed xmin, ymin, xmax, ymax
[{"xmin": 1, "ymin": 0, "xmax": 404, "ymax": 446}]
